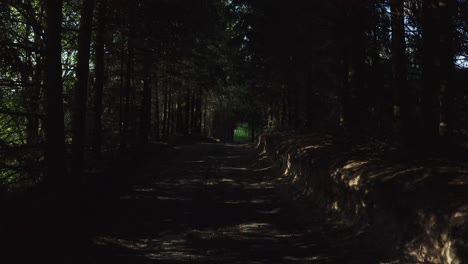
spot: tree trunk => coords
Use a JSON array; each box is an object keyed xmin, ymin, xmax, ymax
[
  {"xmin": 162, "ymin": 68, "xmax": 168, "ymax": 138},
  {"xmin": 119, "ymin": 19, "xmax": 125, "ymax": 149},
  {"xmin": 191, "ymin": 88, "xmax": 202, "ymax": 135},
  {"xmin": 422, "ymin": 0, "xmax": 441, "ymax": 143},
  {"xmin": 92, "ymin": 0, "xmax": 107, "ymax": 156},
  {"xmin": 139, "ymin": 43, "xmax": 153, "ymax": 146},
  {"xmin": 72, "ymin": 0, "xmax": 95, "ymax": 177},
  {"xmin": 176, "ymin": 93, "xmax": 184, "ymax": 134},
  {"xmin": 184, "ymin": 91, "xmax": 191, "ymax": 135},
  {"xmin": 304, "ymin": 24, "xmax": 314, "ymax": 129},
  {"xmin": 339, "ymin": 0, "xmax": 368, "ymax": 142},
  {"xmin": 153, "ymin": 66, "xmax": 160, "ymax": 140},
  {"xmin": 162, "ymin": 91, "xmax": 166, "ymax": 138},
  {"xmin": 168, "ymin": 86, "xmax": 173, "ymax": 135},
  {"xmin": 121, "ymin": 4, "xmax": 135, "ymax": 151},
  {"xmin": 203, "ymin": 97, "xmax": 208, "ymax": 137},
  {"xmin": 22, "ymin": 25, "xmax": 40, "ymax": 145},
  {"xmin": 391, "ymin": 0, "xmax": 413, "ymax": 145},
  {"xmin": 439, "ymin": 0, "xmax": 455, "ymax": 141},
  {"xmin": 44, "ymin": 0, "xmax": 66, "ymax": 183}
]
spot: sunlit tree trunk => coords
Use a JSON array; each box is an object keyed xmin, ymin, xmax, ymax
[
  {"xmin": 72, "ymin": 0, "xmax": 95, "ymax": 176},
  {"xmin": 44, "ymin": 0, "xmax": 66, "ymax": 183}
]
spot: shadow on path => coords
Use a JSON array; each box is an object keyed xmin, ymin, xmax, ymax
[{"xmin": 91, "ymin": 143, "xmax": 379, "ymax": 263}]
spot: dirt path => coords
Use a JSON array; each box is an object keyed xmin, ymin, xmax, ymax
[{"xmin": 91, "ymin": 143, "xmax": 379, "ymax": 263}]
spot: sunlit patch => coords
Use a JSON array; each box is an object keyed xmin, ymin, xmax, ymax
[
  {"xmin": 200, "ymin": 178, "xmax": 237, "ymax": 186},
  {"xmin": 448, "ymin": 177, "xmax": 468, "ymax": 185},
  {"xmin": 224, "ymin": 200, "xmax": 245, "ymax": 204},
  {"xmin": 299, "ymin": 145, "xmax": 323, "ymax": 152},
  {"xmin": 253, "ymin": 166, "xmax": 272, "ymax": 172},
  {"xmin": 283, "ymin": 256, "xmax": 301, "ymax": 261},
  {"xmin": 343, "ymin": 160, "xmax": 368, "ymax": 170},
  {"xmin": 224, "ymin": 155, "xmax": 242, "ymax": 159},
  {"xmin": 94, "ymin": 236, "xmax": 153, "ymax": 250},
  {"xmin": 305, "ymin": 256, "xmax": 329, "ymax": 261},
  {"xmin": 274, "ymin": 234, "xmax": 296, "ymax": 238},
  {"xmin": 237, "ymin": 222, "xmax": 272, "ymax": 233},
  {"xmin": 250, "ymin": 199, "xmax": 271, "ymax": 204},
  {"xmin": 219, "ymin": 166, "xmax": 248, "ymax": 171},
  {"xmin": 348, "ymin": 174, "xmax": 361, "ymax": 189},
  {"xmin": 331, "ymin": 201, "xmax": 339, "ymax": 211},
  {"xmin": 156, "ymin": 196, "xmax": 191, "ymax": 201},
  {"xmin": 292, "ymin": 173, "xmax": 299, "ymax": 183},
  {"xmin": 283, "ymin": 154, "xmax": 292, "ymax": 177},
  {"xmin": 135, "ymin": 188, "xmax": 156, "ymax": 192},
  {"xmin": 221, "ymin": 178, "xmax": 234, "ymax": 182},
  {"xmin": 206, "ymin": 180, "xmax": 221, "ymax": 185},
  {"xmin": 257, "ymin": 208, "xmax": 280, "ymax": 214},
  {"xmin": 178, "ymin": 179, "xmax": 202, "ymax": 184},
  {"xmin": 145, "ymin": 251, "xmax": 207, "ymax": 261},
  {"xmin": 247, "ymin": 181, "xmax": 274, "ymax": 189}
]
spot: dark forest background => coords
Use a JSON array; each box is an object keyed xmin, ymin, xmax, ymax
[{"xmin": 1, "ymin": 0, "xmax": 468, "ymax": 193}]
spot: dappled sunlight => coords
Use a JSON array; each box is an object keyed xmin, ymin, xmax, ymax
[
  {"xmin": 253, "ymin": 166, "xmax": 273, "ymax": 172},
  {"xmin": 250, "ymin": 199, "xmax": 271, "ymax": 204},
  {"xmin": 245, "ymin": 181, "xmax": 275, "ymax": 190},
  {"xmin": 257, "ymin": 207, "xmax": 281, "ymax": 215},
  {"xmin": 224, "ymin": 200, "xmax": 245, "ymax": 204},
  {"xmin": 283, "ymin": 154, "xmax": 293, "ymax": 177},
  {"xmin": 156, "ymin": 196, "xmax": 192, "ymax": 201},
  {"xmin": 219, "ymin": 166, "xmax": 249, "ymax": 171},
  {"xmin": 224, "ymin": 156, "xmax": 242, "ymax": 159},
  {"xmin": 347, "ymin": 174, "xmax": 361, "ymax": 189},
  {"xmin": 91, "ymin": 139, "xmax": 387, "ymax": 263},
  {"xmin": 342, "ymin": 160, "xmax": 368, "ymax": 170},
  {"xmin": 134, "ymin": 187, "xmax": 156, "ymax": 193}
]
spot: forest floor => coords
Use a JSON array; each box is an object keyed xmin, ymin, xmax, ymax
[{"xmin": 90, "ymin": 142, "xmax": 381, "ymax": 263}]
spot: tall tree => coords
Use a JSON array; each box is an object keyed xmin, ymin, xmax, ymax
[
  {"xmin": 139, "ymin": 41, "xmax": 154, "ymax": 146},
  {"xmin": 72, "ymin": 0, "xmax": 95, "ymax": 176},
  {"xmin": 92, "ymin": 0, "xmax": 108, "ymax": 156},
  {"xmin": 120, "ymin": 2, "xmax": 135, "ymax": 151},
  {"xmin": 391, "ymin": 0, "xmax": 413, "ymax": 145},
  {"xmin": 439, "ymin": 0, "xmax": 455, "ymax": 140},
  {"xmin": 340, "ymin": 0, "xmax": 369, "ymax": 142},
  {"xmin": 422, "ymin": 0, "xmax": 441, "ymax": 142},
  {"xmin": 44, "ymin": 0, "xmax": 66, "ymax": 183}
]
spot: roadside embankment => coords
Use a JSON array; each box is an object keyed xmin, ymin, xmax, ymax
[{"xmin": 257, "ymin": 132, "xmax": 468, "ymax": 264}]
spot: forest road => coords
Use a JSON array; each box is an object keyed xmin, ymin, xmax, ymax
[{"xmin": 91, "ymin": 143, "xmax": 379, "ymax": 264}]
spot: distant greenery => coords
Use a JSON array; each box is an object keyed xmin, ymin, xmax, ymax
[{"xmin": 234, "ymin": 123, "xmax": 251, "ymax": 143}]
